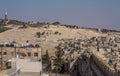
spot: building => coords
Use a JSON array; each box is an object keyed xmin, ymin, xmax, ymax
[{"xmin": 0, "ymin": 45, "xmax": 43, "ymax": 76}]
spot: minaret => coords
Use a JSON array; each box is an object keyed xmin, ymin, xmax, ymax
[{"xmin": 5, "ymin": 12, "xmax": 8, "ymax": 21}]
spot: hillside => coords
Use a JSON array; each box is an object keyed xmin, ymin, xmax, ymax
[{"xmin": 0, "ymin": 24, "xmax": 106, "ymax": 55}]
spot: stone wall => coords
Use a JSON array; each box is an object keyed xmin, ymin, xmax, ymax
[
  {"xmin": 91, "ymin": 54, "xmax": 118, "ymax": 76},
  {"xmin": 70, "ymin": 55, "xmax": 95, "ymax": 76},
  {"xmin": 70, "ymin": 53, "xmax": 119, "ymax": 76}
]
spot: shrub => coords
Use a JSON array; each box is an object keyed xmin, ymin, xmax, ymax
[
  {"xmin": 0, "ymin": 26, "xmax": 11, "ymax": 33},
  {"xmin": 36, "ymin": 32, "xmax": 41, "ymax": 38},
  {"xmin": 54, "ymin": 31, "xmax": 61, "ymax": 35},
  {"xmin": 52, "ymin": 22, "xmax": 60, "ymax": 25}
]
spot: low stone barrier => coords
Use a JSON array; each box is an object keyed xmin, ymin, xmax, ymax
[{"xmin": 91, "ymin": 54, "xmax": 118, "ymax": 76}]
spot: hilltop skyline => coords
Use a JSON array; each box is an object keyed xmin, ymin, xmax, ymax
[{"xmin": 0, "ymin": 0, "xmax": 120, "ymax": 30}]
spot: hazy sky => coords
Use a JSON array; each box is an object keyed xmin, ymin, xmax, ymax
[{"xmin": 0, "ymin": 0, "xmax": 120, "ymax": 30}]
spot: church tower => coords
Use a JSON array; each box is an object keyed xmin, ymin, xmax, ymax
[
  {"xmin": 4, "ymin": 12, "xmax": 9, "ymax": 25},
  {"xmin": 5, "ymin": 12, "xmax": 8, "ymax": 21}
]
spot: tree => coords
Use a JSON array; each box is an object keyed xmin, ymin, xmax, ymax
[
  {"xmin": 42, "ymin": 50, "xmax": 50, "ymax": 63},
  {"xmin": 53, "ymin": 45, "xmax": 64, "ymax": 74}
]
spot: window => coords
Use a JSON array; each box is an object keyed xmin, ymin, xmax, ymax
[
  {"xmin": 4, "ymin": 52, "xmax": 7, "ymax": 55},
  {"xmin": 34, "ymin": 52, "xmax": 38, "ymax": 57},
  {"xmin": 28, "ymin": 52, "xmax": 31, "ymax": 56}
]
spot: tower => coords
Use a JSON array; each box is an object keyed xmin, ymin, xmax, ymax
[{"xmin": 5, "ymin": 12, "xmax": 8, "ymax": 21}]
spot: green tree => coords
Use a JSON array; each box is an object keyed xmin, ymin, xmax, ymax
[
  {"xmin": 53, "ymin": 45, "xmax": 64, "ymax": 74},
  {"xmin": 42, "ymin": 50, "xmax": 50, "ymax": 63}
]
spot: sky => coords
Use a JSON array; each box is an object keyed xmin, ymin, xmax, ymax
[{"xmin": 0, "ymin": 0, "xmax": 120, "ymax": 30}]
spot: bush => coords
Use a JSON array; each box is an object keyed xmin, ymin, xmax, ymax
[
  {"xmin": 52, "ymin": 22, "xmax": 60, "ymax": 25},
  {"xmin": 18, "ymin": 24, "xmax": 28, "ymax": 29},
  {"xmin": 54, "ymin": 31, "xmax": 61, "ymax": 35},
  {"xmin": 0, "ymin": 26, "xmax": 11, "ymax": 33},
  {"xmin": 54, "ymin": 31, "xmax": 59, "ymax": 34},
  {"xmin": 36, "ymin": 32, "xmax": 41, "ymax": 38}
]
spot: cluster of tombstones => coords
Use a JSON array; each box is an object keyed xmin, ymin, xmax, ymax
[
  {"xmin": 58, "ymin": 34, "xmax": 120, "ymax": 71},
  {"xmin": 91, "ymin": 35, "xmax": 120, "ymax": 71},
  {"xmin": 0, "ymin": 40, "xmax": 40, "ymax": 48}
]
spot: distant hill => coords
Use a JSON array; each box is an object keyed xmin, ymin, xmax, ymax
[
  {"xmin": 8, "ymin": 20, "xmax": 24, "ymax": 25},
  {"xmin": 0, "ymin": 19, "xmax": 24, "ymax": 25}
]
